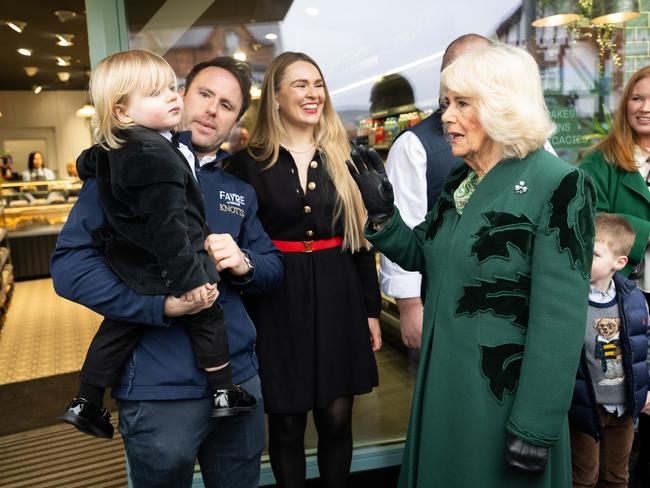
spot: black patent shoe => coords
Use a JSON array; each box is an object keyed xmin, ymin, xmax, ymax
[
  {"xmin": 211, "ymin": 385, "xmax": 256, "ymax": 417},
  {"xmin": 59, "ymin": 397, "xmax": 114, "ymax": 439}
]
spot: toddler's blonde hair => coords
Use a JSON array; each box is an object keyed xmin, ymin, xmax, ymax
[{"xmin": 90, "ymin": 50, "xmax": 177, "ymax": 149}]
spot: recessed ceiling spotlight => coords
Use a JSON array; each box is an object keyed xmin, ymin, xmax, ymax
[
  {"xmin": 57, "ymin": 72, "xmax": 70, "ymax": 82},
  {"xmin": 305, "ymin": 7, "xmax": 319, "ymax": 16},
  {"xmin": 24, "ymin": 66, "xmax": 38, "ymax": 76},
  {"xmin": 55, "ymin": 34, "xmax": 74, "ymax": 47},
  {"xmin": 56, "ymin": 56, "xmax": 71, "ymax": 67},
  {"xmin": 54, "ymin": 10, "xmax": 77, "ymax": 23},
  {"xmin": 17, "ymin": 48, "xmax": 32, "ymax": 56},
  {"xmin": 233, "ymin": 51, "xmax": 247, "ymax": 61},
  {"xmin": 6, "ymin": 20, "xmax": 26, "ymax": 33},
  {"xmin": 265, "ymin": 33, "xmax": 278, "ymax": 40},
  {"xmin": 33, "ymin": 85, "xmax": 42, "ymax": 94}
]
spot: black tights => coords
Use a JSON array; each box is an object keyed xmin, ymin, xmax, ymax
[{"xmin": 268, "ymin": 396, "xmax": 354, "ymax": 488}]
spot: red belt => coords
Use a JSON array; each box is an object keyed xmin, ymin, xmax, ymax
[{"xmin": 272, "ymin": 236, "xmax": 343, "ymax": 253}]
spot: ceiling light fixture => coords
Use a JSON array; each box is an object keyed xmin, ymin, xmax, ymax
[
  {"xmin": 33, "ymin": 85, "xmax": 42, "ymax": 94},
  {"xmin": 591, "ymin": 0, "xmax": 641, "ymax": 25},
  {"xmin": 250, "ymin": 86, "xmax": 261, "ymax": 99},
  {"xmin": 55, "ymin": 33, "xmax": 74, "ymax": 47},
  {"xmin": 24, "ymin": 66, "xmax": 38, "ymax": 76},
  {"xmin": 305, "ymin": 7, "xmax": 319, "ymax": 16},
  {"xmin": 17, "ymin": 48, "xmax": 32, "ymax": 56},
  {"xmin": 265, "ymin": 33, "xmax": 278, "ymax": 40},
  {"xmin": 56, "ymin": 56, "xmax": 71, "ymax": 67},
  {"xmin": 57, "ymin": 72, "xmax": 70, "ymax": 82},
  {"xmin": 6, "ymin": 20, "xmax": 27, "ymax": 33},
  {"xmin": 54, "ymin": 10, "xmax": 77, "ymax": 23},
  {"xmin": 233, "ymin": 51, "xmax": 247, "ymax": 61},
  {"xmin": 531, "ymin": 0, "xmax": 580, "ymax": 27}
]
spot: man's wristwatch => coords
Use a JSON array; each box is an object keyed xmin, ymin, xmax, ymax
[{"xmin": 241, "ymin": 251, "xmax": 255, "ymax": 275}]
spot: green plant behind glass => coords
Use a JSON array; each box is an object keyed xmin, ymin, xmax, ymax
[{"xmin": 578, "ymin": 104, "xmax": 613, "ymax": 143}]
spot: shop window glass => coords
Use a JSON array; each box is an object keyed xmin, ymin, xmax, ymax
[{"xmin": 124, "ymin": 1, "xmax": 650, "ymax": 163}]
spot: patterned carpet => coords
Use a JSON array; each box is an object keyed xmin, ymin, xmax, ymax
[{"xmin": 0, "ymin": 278, "xmax": 102, "ymax": 385}]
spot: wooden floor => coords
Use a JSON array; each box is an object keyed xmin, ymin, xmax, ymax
[{"xmin": 0, "ymin": 278, "xmax": 416, "ymax": 487}]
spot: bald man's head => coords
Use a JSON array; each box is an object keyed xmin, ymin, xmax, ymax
[{"xmin": 441, "ymin": 34, "xmax": 492, "ymax": 70}]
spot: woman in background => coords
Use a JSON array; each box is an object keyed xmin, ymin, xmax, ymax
[
  {"xmin": 580, "ymin": 64, "xmax": 650, "ymax": 484},
  {"xmin": 22, "ymin": 151, "xmax": 55, "ymax": 181},
  {"xmin": 225, "ymin": 51, "xmax": 381, "ymax": 488}
]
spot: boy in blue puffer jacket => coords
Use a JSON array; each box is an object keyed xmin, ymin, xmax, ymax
[{"xmin": 569, "ymin": 213, "xmax": 650, "ymax": 487}]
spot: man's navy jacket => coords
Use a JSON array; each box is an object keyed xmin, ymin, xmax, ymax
[{"xmin": 50, "ymin": 143, "xmax": 282, "ymax": 400}]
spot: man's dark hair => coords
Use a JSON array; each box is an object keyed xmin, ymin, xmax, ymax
[{"xmin": 184, "ymin": 56, "xmax": 253, "ymax": 120}]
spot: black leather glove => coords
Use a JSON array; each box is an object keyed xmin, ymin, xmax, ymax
[
  {"xmin": 504, "ymin": 433, "xmax": 548, "ymax": 475},
  {"xmin": 346, "ymin": 145, "xmax": 394, "ymax": 224}
]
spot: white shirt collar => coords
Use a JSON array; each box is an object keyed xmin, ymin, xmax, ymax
[
  {"xmin": 589, "ymin": 279, "xmax": 617, "ymax": 303},
  {"xmin": 160, "ymin": 131, "xmax": 220, "ymax": 169},
  {"xmin": 199, "ymin": 154, "xmax": 218, "ymax": 167},
  {"xmin": 158, "ymin": 131, "xmax": 199, "ymax": 180}
]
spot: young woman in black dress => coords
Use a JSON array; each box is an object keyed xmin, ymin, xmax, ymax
[{"xmin": 225, "ymin": 51, "xmax": 382, "ymax": 488}]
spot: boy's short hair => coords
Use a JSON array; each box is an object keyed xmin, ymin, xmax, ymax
[
  {"xmin": 90, "ymin": 50, "xmax": 177, "ymax": 150},
  {"xmin": 594, "ymin": 213, "xmax": 636, "ymax": 257}
]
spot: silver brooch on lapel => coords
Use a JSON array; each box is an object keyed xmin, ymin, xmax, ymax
[{"xmin": 514, "ymin": 181, "xmax": 528, "ymax": 194}]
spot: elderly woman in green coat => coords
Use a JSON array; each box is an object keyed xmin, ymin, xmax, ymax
[
  {"xmin": 348, "ymin": 43, "xmax": 595, "ymax": 487},
  {"xmin": 579, "ymin": 64, "xmax": 650, "ymax": 483}
]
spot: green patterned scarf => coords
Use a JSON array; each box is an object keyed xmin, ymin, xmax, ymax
[{"xmin": 453, "ymin": 170, "xmax": 484, "ymax": 215}]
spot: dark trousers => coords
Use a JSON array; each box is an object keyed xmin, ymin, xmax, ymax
[
  {"xmin": 80, "ymin": 303, "xmax": 230, "ymax": 387},
  {"xmin": 118, "ymin": 374, "xmax": 265, "ymax": 488},
  {"xmin": 570, "ymin": 407, "xmax": 634, "ymax": 488}
]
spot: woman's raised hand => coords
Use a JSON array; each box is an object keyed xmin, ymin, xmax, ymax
[{"xmin": 346, "ymin": 145, "xmax": 394, "ymax": 224}]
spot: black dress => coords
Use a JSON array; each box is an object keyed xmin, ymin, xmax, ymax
[{"xmin": 225, "ymin": 148, "xmax": 380, "ymax": 413}]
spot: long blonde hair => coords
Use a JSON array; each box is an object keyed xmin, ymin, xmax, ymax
[
  {"xmin": 90, "ymin": 50, "xmax": 177, "ymax": 150},
  {"xmin": 591, "ymin": 65, "xmax": 650, "ymax": 171},
  {"xmin": 247, "ymin": 52, "xmax": 368, "ymax": 251}
]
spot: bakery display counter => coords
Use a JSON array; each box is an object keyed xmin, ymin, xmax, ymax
[
  {"xmin": 1, "ymin": 179, "xmax": 79, "ymax": 231},
  {"xmin": 1, "ymin": 180, "xmax": 80, "ymax": 280}
]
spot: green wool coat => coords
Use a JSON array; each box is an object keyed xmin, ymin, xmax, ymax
[
  {"xmin": 580, "ymin": 148, "xmax": 650, "ymax": 273},
  {"xmin": 368, "ymin": 149, "xmax": 595, "ymax": 488}
]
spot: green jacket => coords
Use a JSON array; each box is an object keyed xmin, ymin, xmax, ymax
[
  {"xmin": 580, "ymin": 148, "xmax": 650, "ymax": 272},
  {"xmin": 368, "ymin": 149, "xmax": 595, "ymax": 487}
]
